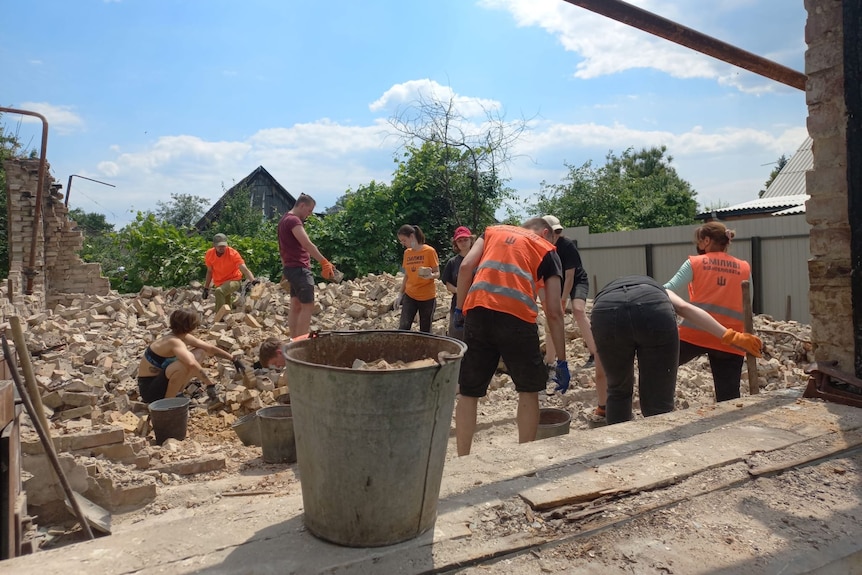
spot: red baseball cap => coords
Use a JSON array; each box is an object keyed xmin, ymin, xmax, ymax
[{"xmin": 453, "ymin": 226, "xmax": 472, "ymax": 241}]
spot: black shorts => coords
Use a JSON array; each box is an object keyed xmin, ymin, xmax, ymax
[
  {"xmin": 138, "ymin": 372, "xmax": 169, "ymax": 404},
  {"xmin": 283, "ymin": 266, "xmax": 315, "ymax": 304},
  {"xmin": 458, "ymin": 307, "xmax": 547, "ymax": 397}
]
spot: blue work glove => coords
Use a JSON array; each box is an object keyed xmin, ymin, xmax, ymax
[
  {"xmin": 553, "ymin": 360, "xmax": 571, "ymax": 394},
  {"xmin": 453, "ymin": 308, "xmax": 465, "ymax": 329}
]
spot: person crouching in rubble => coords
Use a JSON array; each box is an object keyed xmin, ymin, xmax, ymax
[
  {"xmin": 255, "ymin": 337, "xmax": 286, "ymax": 370},
  {"xmin": 253, "ymin": 334, "xmax": 312, "ymax": 370},
  {"xmin": 137, "ymin": 308, "xmax": 245, "ymax": 403}
]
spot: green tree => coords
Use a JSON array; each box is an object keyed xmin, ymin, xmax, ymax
[
  {"xmin": 534, "ymin": 146, "xmax": 698, "ymax": 232},
  {"xmin": 69, "ymin": 208, "xmax": 114, "ymax": 236},
  {"xmin": 67, "ymin": 208, "xmax": 126, "ymax": 284},
  {"xmin": 309, "ymin": 180, "xmax": 401, "ymax": 278},
  {"xmin": 154, "ymin": 192, "xmax": 210, "ymax": 228},
  {"xmin": 105, "ymin": 212, "xmax": 283, "ymax": 293},
  {"xmin": 388, "ymin": 92, "xmax": 522, "ymax": 239},
  {"xmin": 208, "ymin": 186, "xmax": 271, "ymax": 239},
  {"xmin": 389, "ymin": 140, "xmax": 509, "ymax": 255},
  {"xmin": 759, "ymin": 154, "xmax": 788, "ymax": 197}
]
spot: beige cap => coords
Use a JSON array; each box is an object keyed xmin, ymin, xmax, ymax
[{"xmin": 542, "ymin": 215, "xmax": 563, "ymax": 232}]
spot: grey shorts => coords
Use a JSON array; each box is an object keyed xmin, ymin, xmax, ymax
[
  {"xmin": 572, "ymin": 281, "xmax": 589, "ymax": 302},
  {"xmin": 283, "ymin": 267, "xmax": 315, "ymax": 304}
]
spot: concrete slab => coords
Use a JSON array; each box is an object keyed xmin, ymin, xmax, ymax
[{"xmin": 5, "ymin": 390, "xmax": 862, "ymax": 574}]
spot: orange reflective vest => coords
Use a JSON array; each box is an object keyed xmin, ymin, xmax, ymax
[
  {"xmin": 678, "ymin": 253, "xmax": 751, "ymax": 356},
  {"xmin": 464, "ymin": 225, "xmax": 555, "ymax": 324}
]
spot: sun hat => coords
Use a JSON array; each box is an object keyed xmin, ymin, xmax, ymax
[
  {"xmin": 453, "ymin": 226, "xmax": 472, "ymax": 241},
  {"xmin": 542, "ymin": 215, "xmax": 564, "ymax": 232},
  {"xmin": 213, "ymin": 233, "xmax": 228, "ymax": 247}
]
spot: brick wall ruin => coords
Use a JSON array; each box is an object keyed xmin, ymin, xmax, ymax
[
  {"xmin": 2, "ymin": 158, "xmax": 110, "ymax": 319},
  {"xmin": 805, "ymin": 0, "xmax": 853, "ymax": 367}
]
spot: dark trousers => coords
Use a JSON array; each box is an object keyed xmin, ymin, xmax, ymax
[
  {"xmin": 399, "ymin": 294, "xmax": 436, "ymax": 333},
  {"xmin": 678, "ymin": 341, "xmax": 745, "ymax": 402},
  {"xmin": 591, "ymin": 283, "xmax": 680, "ymax": 424}
]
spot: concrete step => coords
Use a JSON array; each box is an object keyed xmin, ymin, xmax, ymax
[{"xmin": 5, "ymin": 389, "xmax": 862, "ymax": 574}]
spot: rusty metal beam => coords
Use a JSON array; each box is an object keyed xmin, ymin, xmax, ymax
[{"xmin": 562, "ymin": 0, "xmax": 806, "ymax": 91}]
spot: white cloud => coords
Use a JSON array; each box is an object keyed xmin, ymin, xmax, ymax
[
  {"xmin": 13, "ymin": 102, "xmax": 85, "ymax": 135},
  {"xmin": 84, "ymin": 120, "xmax": 398, "ymax": 226},
  {"xmin": 77, "ymin": 83, "xmax": 806, "ymax": 227},
  {"xmin": 478, "ymin": 0, "xmax": 799, "ymax": 93},
  {"xmin": 370, "ymin": 79, "xmax": 502, "ymax": 118}
]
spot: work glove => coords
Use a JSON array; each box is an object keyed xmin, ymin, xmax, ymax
[
  {"xmin": 202, "ymin": 287, "xmax": 210, "ymax": 299},
  {"xmin": 721, "ymin": 328, "xmax": 763, "ymax": 357},
  {"xmin": 321, "ymin": 259, "xmax": 335, "ymax": 280},
  {"xmin": 553, "ymin": 360, "xmax": 571, "ymax": 394},
  {"xmin": 393, "ymin": 293, "xmax": 403, "ymax": 311},
  {"xmin": 232, "ymin": 358, "xmax": 247, "ymax": 374},
  {"xmin": 453, "ymin": 308, "xmax": 465, "ymax": 329}
]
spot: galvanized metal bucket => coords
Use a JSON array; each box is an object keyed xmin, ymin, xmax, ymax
[
  {"xmin": 535, "ymin": 407, "xmax": 572, "ymax": 441},
  {"xmin": 284, "ymin": 330, "xmax": 466, "ymax": 547}
]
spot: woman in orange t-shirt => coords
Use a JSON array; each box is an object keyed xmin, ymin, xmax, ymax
[{"xmin": 395, "ymin": 224, "xmax": 440, "ymax": 333}]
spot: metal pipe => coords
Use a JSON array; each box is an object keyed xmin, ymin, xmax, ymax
[
  {"xmin": 0, "ymin": 106, "xmax": 49, "ymax": 295},
  {"xmin": 562, "ymin": 0, "xmax": 807, "ymax": 91},
  {"xmin": 65, "ymin": 174, "xmax": 115, "ymax": 207}
]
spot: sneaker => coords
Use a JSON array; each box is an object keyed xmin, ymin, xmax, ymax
[{"xmin": 582, "ymin": 355, "xmax": 595, "ymax": 369}]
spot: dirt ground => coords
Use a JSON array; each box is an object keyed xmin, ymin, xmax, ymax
[{"xmin": 23, "ymin": 293, "xmax": 832, "ymax": 574}]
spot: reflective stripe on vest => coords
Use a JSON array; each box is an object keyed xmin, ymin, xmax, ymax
[{"xmin": 465, "ymin": 225, "xmax": 553, "ymax": 324}]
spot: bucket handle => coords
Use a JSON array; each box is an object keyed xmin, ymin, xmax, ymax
[{"xmin": 437, "ymin": 351, "xmax": 462, "ymax": 366}]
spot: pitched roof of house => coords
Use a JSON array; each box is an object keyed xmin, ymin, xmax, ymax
[{"xmin": 195, "ymin": 166, "xmax": 295, "ymax": 230}]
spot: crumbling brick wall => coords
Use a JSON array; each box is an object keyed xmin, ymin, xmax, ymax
[
  {"xmin": 2, "ymin": 158, "xmax": 110, "ymax": 319},
  {"xmin": 805, "ymin": 0, "xmax": 852, "ymax": 367}
]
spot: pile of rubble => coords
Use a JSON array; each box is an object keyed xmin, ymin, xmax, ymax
[{"xmin": 5, "ymin": 273, "xmax": 814, "ymax": 546}]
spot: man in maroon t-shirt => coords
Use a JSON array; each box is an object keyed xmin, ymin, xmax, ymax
[{"xmin": 278, "ymin": 193, "xmax": 335, "ymax": 337}]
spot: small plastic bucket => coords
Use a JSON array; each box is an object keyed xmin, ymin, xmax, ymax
[
  {"xmin": 535, "ymin": 407, "xmax": 571, "ymax": 441},
  {"xmin": 149, "ymin": 397, "xmax": 190, "ymax": 444},
  {"xmin": 257, "ymin": 405, "xmax": 296, "ymax": 463},
  {"xmin": 231, "ymin": 412, "xmax": 262, "ymax": 447}
]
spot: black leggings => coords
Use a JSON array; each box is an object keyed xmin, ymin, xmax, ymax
[
  {"xmin": 678, "ymin": 341, "xmax": 745, "ymax": 402},
  {"xmin": 399, "ymin": 294, "xmax": 436, "ymax": 333}
]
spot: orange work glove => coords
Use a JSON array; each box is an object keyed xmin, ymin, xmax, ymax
[
  {"xmin": 321, "ymin": 259, "xmax": 335, "ymax": 280},
  {"xmin": 721, "ymin": 328, "xmax": 763, "ymax": 357}
]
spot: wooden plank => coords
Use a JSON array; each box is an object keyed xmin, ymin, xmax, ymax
[
  {"xmin": 520, "ymin": 424, "xmax": 803, "ymax": 510},
  {"xmin": 749, "ymin": 428, "xmax": 862, "ymax": 477}
]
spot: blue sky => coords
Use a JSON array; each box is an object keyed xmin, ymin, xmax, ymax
[{"xmin": 2, "ymin": 0, "xmax": 808, "ymax": 228}]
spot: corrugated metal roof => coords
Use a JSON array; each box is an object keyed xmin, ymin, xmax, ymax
[
  {"xmin": 703, "ymin": 194, "xmax": 809, "ymax": 215},
  {"xmin": 771, "ymin": 203, "xmax": 807, "ymax": 216},
  {"xmin": 762, "ymin": 136, "xmax": 812, "ymax": 198},
  {"xmin": 697, "ymin": 136, "xmax": 811, "ymax": 219}
]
